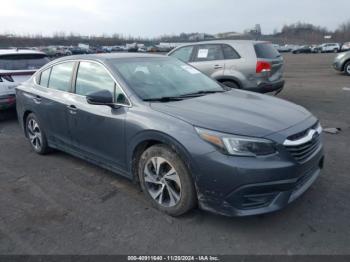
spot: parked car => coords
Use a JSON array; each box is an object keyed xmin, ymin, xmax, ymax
[
  {"xmin": 341, "ymin": 42, "xmax": 350, "ymax": 52},
  {"xmin": 16, "ymin": 53, "xmax": 324, "ymax": 217},
  {"xmin": 111, "ymin": 46, "xmax": 124, "ymax": 52},
  {"xmin": 276, "ymin": 45, "xmax": 292, "ymax": 53},
  {"xmin": 147, "ymin": 46, "xmax": 160, "ymax": 52},
  {"xmin": 138, "ymin": 46, "xmax": 147, "ymax": 52},
  {"xmin": 292, "ymin": 45, "xmax": 312, "ymax": 54},
  {"xmin": 56, "ymin": 47, "xmax": 72, "ymax": 56},
  {"xmin": 318, "ymin": 43, "xmax": 340, "ymax": 53},
  {"xmin": 333, "ymin": 51, "xmax": 350, "ymax": 76},
  {"xmin": 0, "ymin": 49, "xmax": 50, "ymax": 110},
  {"xmin": 39, "ymin": 46, "xmax": 59, "ymax": 57},
  {"xmin": 310, "ymin": 45, "xmax": 320, "ymax": 53},
  {"xmin": 68, "ymin": 47, "xmax": 89, "ymax": 55},
  {"xmin": 168, "ymin": 40, "xmax": 285, "ymax": 93}
]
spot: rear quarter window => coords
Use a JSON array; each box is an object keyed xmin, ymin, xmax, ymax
[
  {"xmin": 39, "ymin": 68, "xmax": 51, "ymax": 87},
  {"xmin": 254, "ymin": 43, "xmax": 281, "ymax": 59},
  {"xmin": 0, "ymin": 54, "xmax": 50, "ymax": 70}
]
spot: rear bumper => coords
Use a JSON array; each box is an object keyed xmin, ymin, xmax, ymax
[
  {"xmin": 245, "ymin": 80, "xmax": 285, "ymax": 94},
  {"xmin": 0, "ymin": 94, "xmax": 16, "ymax": 110}
]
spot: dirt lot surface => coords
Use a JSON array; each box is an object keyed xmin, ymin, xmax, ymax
[{"xmin": 0, "ymin": 53, "xmax": 349, "ymax": 255}]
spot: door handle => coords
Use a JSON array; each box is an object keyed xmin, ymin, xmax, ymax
[
  {"xmin": 67, "ymin": 105, "xmax": 77, "ymax": 115},
  {"xmin": 213, "ymin": 65, "xmax": 223, "ymax": 69},
  {"xmin": 33, "ymin": 95, "xmax": 42, "ymax": 104}
]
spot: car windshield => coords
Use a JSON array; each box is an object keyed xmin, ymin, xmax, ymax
[
  {"xmin": 110, "ymin": 57, "xmax": 225, "ymax": 101},
  {"xmin": 0, "ymin": 54, "xmax": 50, "ymax": 70}
]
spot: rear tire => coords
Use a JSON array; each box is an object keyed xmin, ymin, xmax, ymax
[
  {"xmin": 138, "ymin": 144, "xmax": 197, "ymax": 216},
  {"xmin": 344, "ymin": 61, "xmax": 350, "ymax": 76},
  {"xmin": 221, "ymin": 81, "xmax": 240, "ymax": 89},
  {"xmin": 25, "ymin": 113, "xmax": 50, "ymax": 154}
]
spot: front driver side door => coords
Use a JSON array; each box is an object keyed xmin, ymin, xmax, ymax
[{"xmin": 67, "ymin": 61, "xmax": 129, "ymax": 172}]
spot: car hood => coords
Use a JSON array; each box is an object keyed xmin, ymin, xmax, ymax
[{"xmin": 150, "ymin": 90, "xmax": 312, "ymax": 138}]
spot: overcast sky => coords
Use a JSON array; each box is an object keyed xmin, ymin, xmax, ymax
[{"xmin": 1, "ymin": 0, "xmax": 349, "ymax": 37}]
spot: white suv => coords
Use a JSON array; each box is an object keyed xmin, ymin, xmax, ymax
[
  {"xmin": 0, "ymin": 49, "xmax": 50, "ymax": 110},
  {"xmin": 319, "ymin": 43, "xmax": 340, "ymax": 53}
]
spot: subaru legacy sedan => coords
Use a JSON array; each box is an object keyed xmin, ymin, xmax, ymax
[{"xmin": 16, "ymin": 53, "xmax": 324, "ymax": 217}]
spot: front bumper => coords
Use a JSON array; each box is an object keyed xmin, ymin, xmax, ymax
[
  {"xmin": 246, "ymin": 80, "xmax": 285, "ymax": 94},
  {"xmin": 193, "ymin": 144, "xmax": 324, "ymax": 217},
  {"xmin": 333, "ymin": 61, "xmax": 343, "ymax": 72},
  {"xmin": 0, "ymin": 94, "xmax": 16, "ymax": 110}
]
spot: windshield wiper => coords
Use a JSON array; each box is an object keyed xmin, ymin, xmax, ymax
[
  {"xmin": 143, "ymin": 96, "xmax": 185, "ymax": 102},
  {"xmin": 143, "ymin": 90, "xmax": 226, "ymax": 102},
  {"xmin": 179, "ymin": 90, "xmax": 226, "ymax": 97}
]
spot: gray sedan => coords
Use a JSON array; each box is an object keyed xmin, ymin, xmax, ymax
[{"xmin": 16, "ymin": 53, "xmax": 324, "ymax": 217}]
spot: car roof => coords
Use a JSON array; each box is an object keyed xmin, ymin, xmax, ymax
[
  {"xmin": 0, "ymin": 49, "xmax": 46, "ymax": 56},
  {"xmin": 52, "ymin": 52, "xmax": 166, "ymax": 63},
  {"xmin": 172, "ymin": 40, "xmax": 268, "ymax": 48}
]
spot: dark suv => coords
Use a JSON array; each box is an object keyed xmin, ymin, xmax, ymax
[{"xmin": 168, "ymin": 40, "xmax": 285, "ymax": 94}]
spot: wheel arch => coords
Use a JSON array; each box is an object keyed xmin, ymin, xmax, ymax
[
  {"xmin": 128, "ymin": 130, "xmax": 197, "ymax": 183},
  {"xmin": 22, "ymin": 110, "xmax": 33, "ymax": 138},
  {"xmin": 215, "ymin": 76, "xmax": 242, "ymax": 88}
]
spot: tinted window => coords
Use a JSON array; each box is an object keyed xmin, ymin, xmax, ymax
[
  {"xmin": 222, "ymin": 45, "xmax": 240, "ymax": 59},
  {"xmin": 111, "ymin": 57, "xmax": 224, "ymax": 100},
  {"xmin": 0, "ymin": 54, "xmax": 50, "ymax": 70},
  {"xmin": 48, "ymin": 62, "xmax": 75, "ymax": 92},
  {"xmin": 39, "ymin": 68, "xmax": 51, "ymax": 87},
  {"xmin": 75, "ymin": 62, "xmax": 127, "ymax": 104},
  {"xmin": 170, "ymin": 46, "xmax": 194, "ymax": 62},
  {"xmin": 254, "ymin": 43, "xmax": 281, "ymax": 59},
  {"xmin": 194, "ymin": 45, "xmax": 224, "ymax": 61}
]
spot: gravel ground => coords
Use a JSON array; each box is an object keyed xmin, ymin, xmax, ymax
[{"xmin": 0, "ymin": 53, "xmax": 349, "ymax": 255}]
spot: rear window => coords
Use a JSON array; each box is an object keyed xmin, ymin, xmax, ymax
[
  {"xmin": 254, "ymin": 43, "xmax": 281, "ymax": 59},
  {"xmin": 0, "ymin": 54, "xmax": 50, "ymax": 70}
]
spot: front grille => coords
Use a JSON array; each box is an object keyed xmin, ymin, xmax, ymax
[
  {"xmin": 287, "ymin": 122, "xmax": 319, "ymax": 141},
  {"xmin": 285, "ymin": 132, "xmax": 321, "ymax": 163}
]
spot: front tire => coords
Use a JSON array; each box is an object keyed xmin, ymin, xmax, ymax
[
  {"xmin": 25, "ymin": 113, "xmax": 50, "ymax": 154},
  {"xmin": 344, "ymin": 61, "xmax": 350, "ymax": 76},
  {"xmin": 138, "ymin": 144, "xmax": 196, "ymax": 216}
]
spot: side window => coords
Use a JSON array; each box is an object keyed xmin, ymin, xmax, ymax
[
  {"xmin": 39, "ymin": 68, "xmax": 51, "ymax": 87},
  {"xmin": 48, "ymin": 62, "xmax": 75, "ymax": 92},
  {"xmin": 170, "ymin": 46, "xmax": 194, "ymax": 62},
  {"xmin": 75, "ymin": 62, "xmax": 128, "ymax": 105},
  {"xmin": 222, "ymin": 45, "xmax": 240, "ymax": 59},
  {"xmin": 194, "ymin": 44, "xmax": 224, "ymax": 62}
]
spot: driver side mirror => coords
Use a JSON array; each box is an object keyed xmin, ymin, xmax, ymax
[{"xmin": 86, "ymin": 90, "xmax": 115, "ymax": 106}]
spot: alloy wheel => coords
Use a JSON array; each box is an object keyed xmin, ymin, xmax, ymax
[
  {"xmin": 143, "ymin": 157, "xmax": 182, "ymax": 207},
  {"xmin": 346, "ymin": 64, "xmax": 350, "ymax": 75},
  {"xmin": 27, "ymin": 118, "xmax": 42, "ymax": 151}
]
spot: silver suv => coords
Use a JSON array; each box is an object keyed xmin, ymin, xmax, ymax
[{"xmin": 168, "ymin": 40, "xmax": 285, "ymax": 93}]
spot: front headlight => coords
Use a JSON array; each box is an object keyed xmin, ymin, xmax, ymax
[{"xmin": 195, "ymin": 127, "xmax": 277, "ymax": 157}]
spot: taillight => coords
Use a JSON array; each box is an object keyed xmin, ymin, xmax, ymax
[{"xmin": 256, "ymin": 61, "xmax": 271, "ymax": 73}]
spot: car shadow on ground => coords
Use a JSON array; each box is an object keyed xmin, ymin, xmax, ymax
[{"xmin": 0, "ymin": 108, "xmax": 17, "ymax": 122}]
